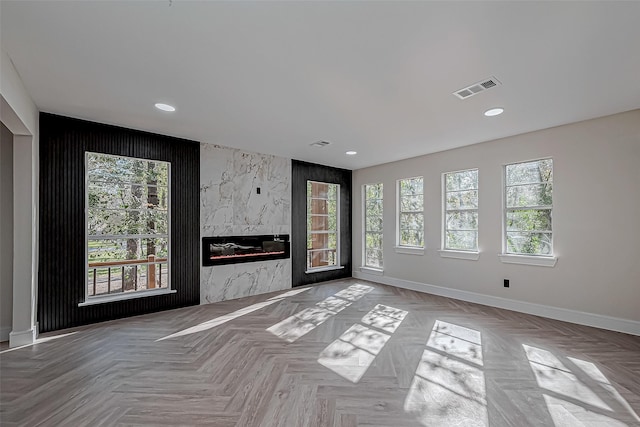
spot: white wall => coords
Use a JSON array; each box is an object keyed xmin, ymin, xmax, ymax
[
  {"xmin": 200, "ymin": 143, "xmax": 291, "ymax": 304},
  {"xmin": 353, "ymin": 110, "xmax": 640, "ymax": 331},
  {"xmin": 0, "ymin": 122, "xmax": 13, "ymax": 341},
  {"xmin": 1, "ymin": 48, "xmax": 39, "ymax": 347}
]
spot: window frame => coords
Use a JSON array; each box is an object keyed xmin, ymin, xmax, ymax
[
  {"xmin": 502, "ymin": 157, "xmax": 554, "ymax": 258},
  {"xmin": 441, "ymin": 168, "xmax": 479, "ymax": 253},
  {"xmin": 363, "ymin": 183, "xmax": 384, "ymax": 270},
  {"xmin": 306, "ymin": 180, "xmax": 341, "ymax": 273},
  {"xmin": 396, "ymin": 176, "xmax": 424, "ymax": 251},
  {"xmin": 83, "ymin": 152, "xmax": 173, "ymax": 305}
]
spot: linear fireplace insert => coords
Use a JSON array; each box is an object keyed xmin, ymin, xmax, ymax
[{"xmin": 202, "ymin": 234, "xmax": 290, "ymax": 266}]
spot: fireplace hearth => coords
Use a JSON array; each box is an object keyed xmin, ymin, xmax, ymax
[{"xmin": 202, "ymin": 235, "xmax": 290, "ymax": 266}]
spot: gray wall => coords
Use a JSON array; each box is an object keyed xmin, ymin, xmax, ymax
[
  {"xmin": 353, "ymin": 110, "xmax": 640, "ymax": 323},
  {"xmin": 0, "ymin": 122, "xmax": 13, "ymax": 340}
]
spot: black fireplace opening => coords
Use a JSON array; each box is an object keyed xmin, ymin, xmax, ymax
[{"xmin": 202, "ymin": 234, "xmax": 290, "ymax": 266}]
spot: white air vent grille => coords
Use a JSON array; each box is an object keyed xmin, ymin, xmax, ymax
[
  {"xmin": 453, "ymin": 76, "xmax": 501, "ymax": 100},
  {"xmin": 310, "ymin": 141, "xmax": 331, "ymax": 148}
]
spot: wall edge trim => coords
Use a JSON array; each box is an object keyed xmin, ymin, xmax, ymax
[
  {"xmin": 353, "ymin": 271, "xmax": 640, "ymax": 336},
  {"xmin": 9, "ymin": 327, "xmax": 36, "ymax": 347}
]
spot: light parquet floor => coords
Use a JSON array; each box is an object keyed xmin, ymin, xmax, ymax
[{"xmin": 1, "ymin": 279, "xmax": 639, "ymax": 426}]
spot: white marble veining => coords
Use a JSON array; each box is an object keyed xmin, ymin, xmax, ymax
[
  {"xmin": 200, "ymin": 143, "xmax": 291, "ymax": 304},
  {"xmin": 201, "ymin": 259, "xmax": 291, "ymax": 304}
]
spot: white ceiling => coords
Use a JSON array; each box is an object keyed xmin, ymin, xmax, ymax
[{"xmin": 2, "ymin": 1, "xmax": 639, "ymax": 170}]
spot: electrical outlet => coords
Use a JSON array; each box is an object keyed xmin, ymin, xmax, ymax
[{"xmin": 504, "ymin": 279, "xmax": 510, "ymax": 288}]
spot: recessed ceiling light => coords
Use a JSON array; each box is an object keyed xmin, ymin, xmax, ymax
[
  {"xmin": 155, "ymin": 103, "xmax": 176, "ymax": 112},
  {"xmin": 346, "ymin": 151, "xmax": 357, "ymax": 155},
  {"xmin": 484, "ymin": 107, "xmax": 504, "ymax": 117}
]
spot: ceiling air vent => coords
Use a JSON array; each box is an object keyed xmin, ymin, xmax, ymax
[
  {"xmin": 453, "ymin": 76, "xmax": 501, "ymax": 100},
  {"xmin": 310, "ymin": 141, "xmax": 331, "ymax": 148}
]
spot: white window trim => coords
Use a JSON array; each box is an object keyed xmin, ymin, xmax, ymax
[
  {"xmin": 79, "ymin": 288, "xmax": 176, "ymax": 307},
  {"xmin": 394, "ymin": 245, "xmax": 425, "ymax": 255},
  {"xmin": 499, "ymin": 254, "xmax": 557, "ymax": 267},
  {"xmin": 306, "ymin": 180, "xmax": 341, "ymax": 273},
  {"xmin": 85, "ymin": 152, "xmax": 172, "ymax": 304},
  {"xmin": 305, "ymin": 265, "xmax": 345, "ymax": 274},
  {"xmin": 363, "ymin": 183, "xmax": 384, "ymax": 270},
  {"xmin": 502, "ymin": 157, "xmax": 554, "ymax": 258},
  {"xmin": 442, "ymin": 168, "xmax": 479, "ymax": 253},
  {"xmin": 396, "ymin": 176, "xmax": 425, "ymax": 250},
  {"xmin": 359, "ymin": 266, "xmax": 384, "ymax": 275},
  {"xmin": 438, "ymin": 249, "xmax": 480, "ymax": 261}
]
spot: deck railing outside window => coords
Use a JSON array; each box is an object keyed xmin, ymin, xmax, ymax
[{"xmin": 86, "ymin": 152, "xmax": 171, "ymax": 299}]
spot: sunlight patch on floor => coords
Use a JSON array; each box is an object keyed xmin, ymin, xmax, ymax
[
  {"xmin": 333, "ymin": 283, "xmax": 375, "ymax": 301},
  {"xmin": 157, "ymin": 287, "xmax": 310, "ymax": 341},
  {"xmin": 523, "ymin": 344, "xmax": 639, "ymax": 426},
  {"xmin": 318, "ymin": 324, "xmax": 390, "ymax": 383},
  {"xmin": 523, "ymin": 344, "xmax": 611, "ymax": 411},
  {"xmin": 568, "ymin": 357, "xmax": 640, "ymax": 422},
  {"xmin": 361, "ymin": 303, "xmax": 407, "ymax": 333},
  {"xmin": 318, "ymin": 304, "xmax": 408, "ymax": 383},
  {"xmin": 404, "ymin": 321, "xmax": 487, "ymax": 427},
  {"xmin": 543, "ymin": 394, "xmax": 628, "ymax": 427},
  {"xmin": 0, "ymin": 331, "xmax": 79, "ymax": 354},
  {"xmin": 426, "ymin": 320, "xmax": 483, "ymax": 366},
  {"xmin": 267, "ymin": 284, "xmax": 373, "ymax": 343},
  {"xmin": 267, "ymin": 306, "xmax": 345, "ymax": 343}
]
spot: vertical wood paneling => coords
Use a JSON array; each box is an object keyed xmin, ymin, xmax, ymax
[
  {"xmin": 291, "ymin": 160, "xmax": 352, "ymax": 287},
  {"xmin": 38, "ymin": 113, "xmax": 200, "ymax": 333}
]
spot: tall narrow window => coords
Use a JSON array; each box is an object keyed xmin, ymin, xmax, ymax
[
  {"xmin": 364, "ymin": 183, "xmax": 383, "ymax": 269},
  {"xmin": 86, "ymin": 153, "xmax": 170, "ymax": 300},
  {"xmin": 443, "ymin": 169, "xmax": 478, "ymax": 251},
  {"xmin": 398, "ymin": 177, "xmax": 424, "ymax": 247},
  {"xmin": 504, "ymin": 159, "xmax": 553, "ymax": 256},
  {"xmin": 307, "ymin": 181, "xmax": 340, "ymax": 271}
]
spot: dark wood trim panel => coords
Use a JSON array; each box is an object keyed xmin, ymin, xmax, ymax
[
  {"xmin": 38, "ymin": 113, "xmax": 200, "ymax": 332},
  {"xmin": 291, "ymin": 160, "xmax": 352, "ymax": 287}
]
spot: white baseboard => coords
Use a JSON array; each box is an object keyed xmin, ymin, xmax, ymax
[
  {"xmin": 9, "ymin": 327, "xmax": 36, "ymax": 348},
  {"xmin": 0, "ymin": 326, "xmax": 10, "ymax": 342},
  {"xmin": 353, "ymin": 271, "xmax": 640, "ymax": 337}
]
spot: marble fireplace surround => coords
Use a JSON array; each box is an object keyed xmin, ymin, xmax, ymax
[{"xmin": 200, "ymin": 143, "xmax": 291, "ymax": 304}]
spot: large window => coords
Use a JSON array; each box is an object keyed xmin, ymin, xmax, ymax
[
  {"xmin": 398, "ymin": 177, "xmax": 424, "ymax": 247},
  {"xmin": 504, "ymin": 159, "xmax": 553, "ymax": 256},
  {"xmin": 307, "ymin": 181, "xmax": 340, "ymax": 271},
  {"xmin": 364, "ymin": 183, "xmax": 383, "ymax": 269},
  {"xmin": 443, "ymin": 169, "xmax": 478, "ymax": 251},
  {"xmin": 86, "ymin": 153, "xmax": 170, "ymax": 300}
]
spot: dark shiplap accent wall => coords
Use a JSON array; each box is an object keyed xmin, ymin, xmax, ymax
[
  {"xmin": 38, "ymin": 113, "xmax": 200, "ymax": 333},
  {"xmin": 292, "ymin": 160, "xmax": 352, "ymax": 287}
]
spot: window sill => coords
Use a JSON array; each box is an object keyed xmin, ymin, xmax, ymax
[
  {"xmin": 499, "ymin": 254, "xmax": 558, "ymax": 267},
  {"xmin": 438, "ymin": 250, "xmax": 480, "ymax": 261},
  {"xmin": 305, "ymin": 265, "xmax": 344, "ymax": 274},
  {"xmin": 78, "ymin": 288, "xmax": 176, "ymax": 307},
  {"xmin": 359, "ymin": 266, "xmax": 384, "ymax": 276},
  {"xmin": 394, "ymin": 246, "xmax": 424, "ymax": 255}
]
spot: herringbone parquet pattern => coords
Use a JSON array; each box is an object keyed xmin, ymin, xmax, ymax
[{"xmin": 1, "ymin": 279, "xmax": 639, "ymax": 426}]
